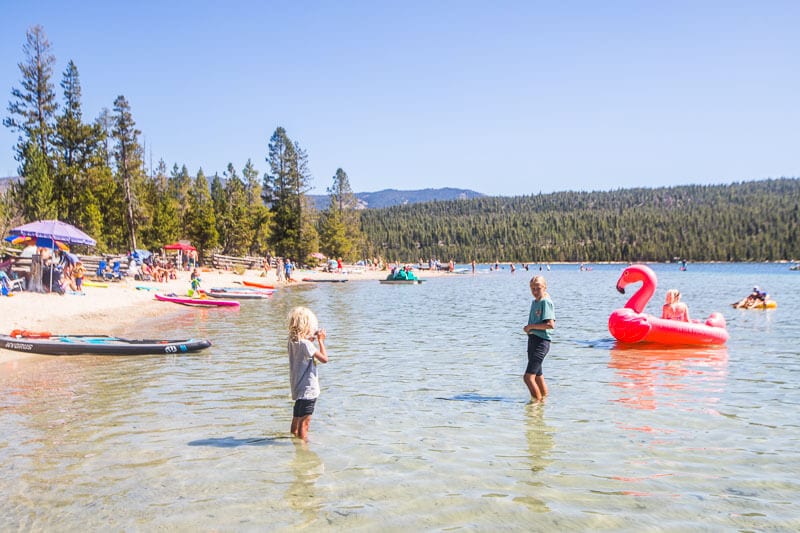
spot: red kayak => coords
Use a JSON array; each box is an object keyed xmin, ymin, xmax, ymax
[
  {"xmin": 155, "ymin": 293, "xmax": 240, "ymax": 307},
  {"xmin": 241, "ymin": 280, "xmax": 276, "ymax": 289}
]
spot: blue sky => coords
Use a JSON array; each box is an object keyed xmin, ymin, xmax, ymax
[{"xmin": 1, "ymin": 1, "xmax": 798, "ymax": 196}]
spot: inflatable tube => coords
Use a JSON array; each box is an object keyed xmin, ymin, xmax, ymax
[
  {"xmin": 731, "ymin": 299, "xmax": 777, "ymax": 310},
  {"xmin": 608, "ymin": 264, "xmax": 728, "ymax": 346}
]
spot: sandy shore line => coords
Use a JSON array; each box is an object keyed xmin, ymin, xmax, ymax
[{"xmin": 0, "ymin": 265, "xmax": 455, "ymax": 363}]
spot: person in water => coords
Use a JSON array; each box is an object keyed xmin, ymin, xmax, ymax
[
  {"xmin": 522, "ymin": 275, "xmax": 555, "ymax": 402},
  {"xmin": 737, "ymin": 286, "xmax": 768, "ymax": 308},
  {"xmin": 661, "ymin": 289, "xmax": 690, "ymax": 321},
  {"xmin": 287, "ymin": 306, "xmax": 328, "ymax": 442}
]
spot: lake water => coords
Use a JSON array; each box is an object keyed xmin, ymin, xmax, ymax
[{"xmin": 2, "ymin": 263, "xmax": 799, "ymax": 530}]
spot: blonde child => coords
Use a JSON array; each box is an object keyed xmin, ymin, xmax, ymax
[
  {"xmin": 287, "ymin": 306, "xmax": 328, "ymax": 441},
  {"xmin": 522, "ymin": 275, "xmax": 555, "ymax": 402},
  {"xmin": 661, "ymin": 289, "xmax": 690, "ymax": 322}
]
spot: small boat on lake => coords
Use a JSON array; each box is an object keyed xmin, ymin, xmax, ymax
[
  {"xmin": 240, "ymin": 280, "xmax": 276, "ymax": 289},
  {"xmin": 205, "ymin": 288, "xmax": 271, "ymax": 299},
  {"xmin": 0, "ymin": 331, "xmax": 211, "ymax": 356},
  {"xmin": 155, "ymin": 293, "xmax": 240, "ymax": 307}
]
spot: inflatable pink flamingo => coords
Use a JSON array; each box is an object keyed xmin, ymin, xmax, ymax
[{"xmin": 608, "ymin": 264, "xmax": 728, "ymax": 345}]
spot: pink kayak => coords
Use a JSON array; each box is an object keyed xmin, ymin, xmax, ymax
[{"xmin": 155, "ymin": 293, "xmax": 240, "ymax": 307}]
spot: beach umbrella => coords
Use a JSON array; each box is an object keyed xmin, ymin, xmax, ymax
[
  {"xmin": 8, "ymin": 220, "xmax": 95, "ymax": 293},
  {"xmin": 4, "ymin": 235, "xmax": 70, "ymax": 251},
  {"xmin": 9, "ymin": 219, "xmax": 96, "ymax": 246}
]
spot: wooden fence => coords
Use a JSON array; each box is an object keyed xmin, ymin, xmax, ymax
[{"xmin": 210, "ymin": 253, "xmax": 266, "ymax": 270}]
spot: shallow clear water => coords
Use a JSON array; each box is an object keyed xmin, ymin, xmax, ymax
[{"xmin": 2, "ymin": 263, "xmax": 799, "ymax": 530}]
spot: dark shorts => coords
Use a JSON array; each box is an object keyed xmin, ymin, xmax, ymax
[
  {"xmin": 526, "ymin": 335, "xmax": 551, "ymax": 376},
  {"xmin": 293, "ymin": 398, "xmax": 317, "ymax": 417}
]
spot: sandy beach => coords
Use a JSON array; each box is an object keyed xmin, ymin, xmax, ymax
[{"xmin": 0, "ymin": 264, "xmax": 454, "ymax": 363}]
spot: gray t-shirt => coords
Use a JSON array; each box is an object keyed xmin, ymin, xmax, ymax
[{"xmin": 288, "ymin": 339, "xmax": 319, "ymax": 400}]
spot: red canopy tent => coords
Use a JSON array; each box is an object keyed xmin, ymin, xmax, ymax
[{"xmin": 163, "ymin": 242, "xmax": 196, "ymax": 252}]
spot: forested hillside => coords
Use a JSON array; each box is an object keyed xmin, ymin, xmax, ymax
[{"xmin": 359, "ymin": 179, "xmax": 800, "ymax": 262}]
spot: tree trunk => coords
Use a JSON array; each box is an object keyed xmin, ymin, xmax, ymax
[{"xmin": 29, "ymin": 254, "xmax": 45, "ymax": 293}]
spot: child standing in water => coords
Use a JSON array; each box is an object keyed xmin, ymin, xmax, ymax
[
  {"xmin": 522, "ymin": 275, "xmax": 555, "ymax": 402},
  {"xmin": 287, "ymin": 306, "xmax": 328, "ymax": 441}
]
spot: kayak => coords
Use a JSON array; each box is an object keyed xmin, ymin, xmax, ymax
[
  {"xmin": 155, "ymin": 293, "xmax": 239, "ymax": 307},
  {"xmin": 379, "ymin": 279, "xmax": 425, "ymax": 284},
  {"xmin": 205, "ymin": 289, "xmax": 271, "ymax": 299},
  {"xmin": 302, "ymin": 278, "xmax": 348, "ymax": 283},
  {"xmin": 240, "ymin": 280, "xmax": 275, "ymax": 289},
  {"xmin": 0, "ymin": 332, "xmax": 211, "ymax": 356},
  {"xmin": 209, "ymin": 286, "xmax": 275, "ymax": 294}
]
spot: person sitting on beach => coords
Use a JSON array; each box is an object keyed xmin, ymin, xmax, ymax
[{"xmin": 661, "ymin": 289, "xmax": 690, "ymax": 322}]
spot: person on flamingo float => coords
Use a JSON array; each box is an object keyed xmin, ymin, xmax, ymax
[{"xmin": 661, "ymin": 289, "xmax": 690, "ymax": 321}]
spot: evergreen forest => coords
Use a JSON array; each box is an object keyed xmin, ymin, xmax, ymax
[{"xmin": 360, "ymin": 179, "xmax": 800, "ymax": 263}]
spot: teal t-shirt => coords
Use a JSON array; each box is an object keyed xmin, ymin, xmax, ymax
[{"xmin": 528, "ymin": 296, "xmax": 555, "ymax": 341}]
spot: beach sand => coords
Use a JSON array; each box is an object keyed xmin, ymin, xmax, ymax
[{"xmin": 0, "ymin": 265, "xmax": 454, "ymax": 363}]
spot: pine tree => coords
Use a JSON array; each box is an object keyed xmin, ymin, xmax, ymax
[
  {"xmin": 52, "ymin": 60, "xmax": 106, "ymax": 223},
  {"xmin": 169, "ymin": 163, "xmax": 192, "ymax": 236},
  {"xmin": 4, "ymin": 25, "xmax": 59, "ymax": 219},
  {"xmin": 220, "ymin": 163, "xmax": 251, "ymax": 255},
  {"xmin": 293, "ymin": 143, "xmax": 317, "ymax": 261},
  {"xmin": 141, "ymin": 159, "xmax": 180, "ymax": 248},
  {"xmin": 4, "ymin": 25, "xmax": 58, "ymax": 165},
  {"xmin": 111, "ymin": 95, "xmax": 145, "ymax": 251},
  {"xmin": 263, "ymin": 127, "xmax": 304, "ymax": 258},
  {"xmin": 186, "ymin": 169, "xmax": 218, "ymax": 261},
  {"xmin": 18, "ymin": 141, "xmax": 56, "ymax": 220},
  {"xmin": 320, "ymin": 168, "xmax": 363, "ymax": 260},
  {"xmin": 242, "ymin": 158, "xmax": 271, "ymax": 254}
]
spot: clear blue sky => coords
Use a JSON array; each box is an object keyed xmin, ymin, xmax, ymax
[{"xmin": 2, "ymin": 1, "xmax": 798, "ymax": 196}]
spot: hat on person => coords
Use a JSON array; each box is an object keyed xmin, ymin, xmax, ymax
[{"xmin": 753, "ymin": 286, "xmax": 759, "ymax": 291}]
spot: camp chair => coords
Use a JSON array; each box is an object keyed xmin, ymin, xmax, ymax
[
  {"xmin": 111, "ymin": 261, "xmax": 123, "ymax": 280},
  {"xmin": 97, "ymin": 260, "xmax": 109, "ymax": 280},
  {"xmin": 1, "ymin": 271, "xmax": 25, "ymax": 293}
]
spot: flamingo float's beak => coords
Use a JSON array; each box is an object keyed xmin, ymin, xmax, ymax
[{"xmin": 616, "ymin": 285, "xmax": 626, "ymax": 294}]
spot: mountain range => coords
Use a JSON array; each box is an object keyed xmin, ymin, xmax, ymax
[{"xmin": 309, "ymin": 187, "xmax": 484, "ymax": 210}]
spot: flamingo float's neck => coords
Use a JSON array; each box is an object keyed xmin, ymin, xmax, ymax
[{"xmin": 623, "ymin": 265, "xmax": 657, "ymax": 314}]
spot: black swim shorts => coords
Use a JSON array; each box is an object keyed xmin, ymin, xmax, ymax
[
  {"xmin": 293, "ymin": 398, "xmax": 317, "ymax": 417},
  {"xmin": 526, "ymin": 335, "xmax": 551, "ymax": 376}
]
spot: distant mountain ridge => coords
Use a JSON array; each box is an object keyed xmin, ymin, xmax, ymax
[{"xmin": 310, "ymin": 187, "xmax": 484, "ymax": 210}]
